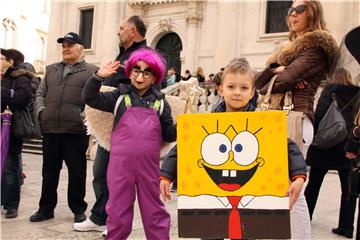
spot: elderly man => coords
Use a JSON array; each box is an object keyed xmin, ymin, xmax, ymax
[
  {"xmin": 30, "ymin": 32, "xmax": 98, "ymax": 223},
  {"xmin": 73, "ymin": 15, "xmax": 148, "ymax": 233}
]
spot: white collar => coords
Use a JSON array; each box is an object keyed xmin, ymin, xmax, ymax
[{"xmin": 216, "ymin": 195, "xmax": 256, "ymax": 208}]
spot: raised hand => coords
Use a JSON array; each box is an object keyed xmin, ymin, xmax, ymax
[{"xmin": 96, "ymin": 61, "xmax": 122, "ymax": 79}]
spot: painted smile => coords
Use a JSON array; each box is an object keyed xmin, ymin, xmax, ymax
[{"xmin": 203, "ymin": 164, "xmax": 259, "ymax": 191}]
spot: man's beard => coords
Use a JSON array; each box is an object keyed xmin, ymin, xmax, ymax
[{"xmin": 118, "ymin": 38, "xmax": 125, "ymax": 48}]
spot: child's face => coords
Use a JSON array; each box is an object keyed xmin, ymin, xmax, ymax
[
  {"xmin": 130, "ymin": 60, "xmax": 156, "ymax": 96},
  {"xmin": 219, "ymin": 72, "xmax": 255, "ymax": 112}
]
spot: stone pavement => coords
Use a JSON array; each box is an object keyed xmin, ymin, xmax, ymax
[{"xmin": 1, "ymin": 153, "xmax": 357, "ymax": 239}]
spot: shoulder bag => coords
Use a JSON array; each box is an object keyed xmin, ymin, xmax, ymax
[
  {"xmin": 11, "ymin": 79, "xmax": 41, "ymax": 140},
  {"xmin": 256, "ymin": 75, "xmax": 305, "ymax": 152},
  {"xmin": 311, "ymin": 95, "xmax": 347, "ymax": 149},
  {"xmin": 312, "ymin": 91, "xmax": 360, "ymax": 150}
]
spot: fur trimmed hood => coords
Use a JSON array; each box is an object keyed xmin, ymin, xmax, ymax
[
  {"xmin": 10, "ymin": 68, "xmax": 36, "ymax": 79},
  {"xmin": 267, "ymin": 30, "xmax": 338, "ymax": 68}
]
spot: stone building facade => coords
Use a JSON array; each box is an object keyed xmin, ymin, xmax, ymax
[
  {"xmin": 0, "ymin": 0, "xmax": 51, "ymax": 74},
  {"xmin": 46, "ymin": 0, "xmax": 359, "ymax": 80}
]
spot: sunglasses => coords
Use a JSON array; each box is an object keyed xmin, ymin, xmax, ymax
[
  {"xmin": 131, "ymin": 68, "xmax": 153, "ymax": 80},
  {"xmin": 288, "ymin": 5, "xmax": 306, "ymax": 16}
]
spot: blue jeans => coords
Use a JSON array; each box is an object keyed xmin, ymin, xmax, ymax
[
  {"xmin": 89, "ymin": 145, "xmax": 109, "ymax": 225},
  {"xmin": 1, "ymin": 152, "xmax": 21, "ymax": 210}
]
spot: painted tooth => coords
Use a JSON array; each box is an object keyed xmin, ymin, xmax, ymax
[
  {"xmin": 230, "ymin": 170, "xmax": 236, "ymax": 177},
  {"xmin": 222, "ymin": 170, "xmax": 229, "ymax": 177}
]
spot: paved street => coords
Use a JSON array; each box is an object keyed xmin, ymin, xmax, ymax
[{"xmin": 1, "ymin": 153, "xmax": 357, "ymax": 239}]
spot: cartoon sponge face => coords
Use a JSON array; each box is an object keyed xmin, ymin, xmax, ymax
[{"xmin": 177, "ymin": 111, "xmax": 289, "ymax": 197}]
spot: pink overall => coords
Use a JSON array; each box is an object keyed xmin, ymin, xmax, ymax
[{"xmin": 106, "ymin": 97, "xmax": 170, "ymax": 240}]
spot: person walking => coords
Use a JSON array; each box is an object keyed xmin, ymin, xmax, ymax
[
  {"xmin": 344, "ymin": 26, "xmax": 360, "ymax": 239},
  {"xmin": 345, "ymin": 100, "xmax": 360, "ymax": 239},
  {"xmin": 305, "ymin": 68, "xmax": 359, "ymax": 239},
  {"xmin": 1, "ymin": 48, "xmax": 33, "ymax": 218},
  {"xmin": 255, "ymin": 1, "xmax": 338, "ymax": 239},
  {"xmin": 73, "ymin": 15, "xmax": 148, "ymax": 233},
  {"xmin": 29, "ymin": 32, "xmax": 98, "ymax": 223},
  {"xmin": 305, "ymin": 24, "xmax": 360, "ymax": 239}
]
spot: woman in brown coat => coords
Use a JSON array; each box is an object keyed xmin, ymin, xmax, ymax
[
  {"xmin": 255, "ymin": 1, "xmax": 338, "ymax": 239},
  {"xmin": 255, "ymin": 1, "xmax": 338, "ymax": 156}
]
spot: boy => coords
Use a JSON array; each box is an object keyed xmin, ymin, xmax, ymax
[{"xmin": 160, "ymin": 57, "xmax": 307, "ymax": 238}]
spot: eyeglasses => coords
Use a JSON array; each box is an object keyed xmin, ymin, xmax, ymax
[
  {"xmin": 131, "ymin": 68, "xmax": 153, "ymax": 80},
  {"xmin": 288, "ymin": 5, "xmax": 306, "ymax": 16}
]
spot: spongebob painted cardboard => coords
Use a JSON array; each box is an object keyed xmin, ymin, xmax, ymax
[{"xmin": 177, "ymin": 111, "xmax": 290, "ymax": 239}]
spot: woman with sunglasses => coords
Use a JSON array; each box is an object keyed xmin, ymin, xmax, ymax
[
  {"xmin": 255, "ymin": 0, "xmax": 338, "ymax": 239},
  {"xmin": 82, "ymin": 48, "xmax": 176, "ymax": 240}
]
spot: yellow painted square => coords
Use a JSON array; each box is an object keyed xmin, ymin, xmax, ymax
[{"xmin": 177, "ymin": 111, "xmax": 289, "ymax": 197}]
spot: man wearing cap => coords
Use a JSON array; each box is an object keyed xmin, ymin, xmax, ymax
[
  {"xmin": 73, "ymin": 15, "xmax": 148, "ymax": 233},
  {"xmin": 30, "ymin": 32, "xmax": 98, "ymax": 223}
]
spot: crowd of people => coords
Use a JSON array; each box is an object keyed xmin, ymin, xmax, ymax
[{"xmin": 1, "ymin": 0, "xmax": 360, "ymax": 239}]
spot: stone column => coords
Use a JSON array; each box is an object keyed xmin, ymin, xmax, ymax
[
  {"xmin": 213, "ymin": 2, "xmax": 238, "ymax": 69},
  {"xmin": 185, "ymin": 14, "xmax": 202, "ymax": 74},
  {"xmin": 95, "ymin": 2, "xmax": 124, "ymax": 64}
]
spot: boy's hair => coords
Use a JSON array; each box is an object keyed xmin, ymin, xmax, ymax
[
  {"xmin": 125, "ymin": 48, "xmax": 167, "ymax": 84},
  {"xmin": 221, "ymin": 57, "xmax": 255, "ymax": 85},
  {"xmin": 212, "ymin": 71, "xmax": 222, "ymax": 86}
]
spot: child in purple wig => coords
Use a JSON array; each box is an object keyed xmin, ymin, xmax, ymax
[{"xmin": 83, "ymin": 48, "xmax": 176, "ymax": 240}]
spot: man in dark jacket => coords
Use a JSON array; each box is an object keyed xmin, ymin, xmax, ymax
[
  {"xmin": 30, "ymin": 32, "xmax": 98, "ymax": 223},
  {"xmin": 73, "ymin": 15, "xmax": 148, "ymax": 233}
]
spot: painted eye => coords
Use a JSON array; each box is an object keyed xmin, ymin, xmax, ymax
[
  {"xmin": 231, "ymin": 131, "xmax": 259, "ymax": 166},
  {"xmin": 219, "ymin": 144, "xmax": 227, "ymax": 153},
  {"xmin": 234, "ymin": 144, "xmax": 243, "ymax": 152},
  {"xmin": 201, "ymin": 133, "xmax": 231, "ymax": 166}
]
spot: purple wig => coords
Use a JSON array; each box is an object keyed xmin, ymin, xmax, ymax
[{"xmin": 125, "ymin": 48, "xmax": 167, "ymax": 84}]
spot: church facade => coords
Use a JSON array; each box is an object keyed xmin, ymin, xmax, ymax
[{"xmin": 46, "ymin": 0, "xmax": 359, "ymax": 78}]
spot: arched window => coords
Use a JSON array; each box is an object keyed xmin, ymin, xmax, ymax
[
  {"xmin": 156, "ymin": 32, "xmax": 183, "ymax": 78},
  {"xmin": 1, "ymin": 18, "xmax": 16, "ymax": 48}
]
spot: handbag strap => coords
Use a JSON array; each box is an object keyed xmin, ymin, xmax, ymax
[
  {"xmin": 283, "ymin": 91, "xmax": 294, "ymax": 111},
  {"xmin": 259, "ymin": 75, "xmax": 277, "ymax": 110},
  {"xmin": 339, "ymin": 90, "xmax": 360, "ymax": 112},
  {"xmin": 260, "ymin": 75, "xmax": 294, "ymax": 111}
]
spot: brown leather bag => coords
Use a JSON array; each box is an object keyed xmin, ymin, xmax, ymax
[{"xmin": 256, "ymin": 75, "xmax": 305, "ymax": 152}]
